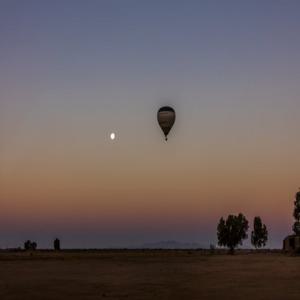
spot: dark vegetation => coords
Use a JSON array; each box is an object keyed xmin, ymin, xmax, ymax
[
  {"xmin": 251, "ymin": 216, "xmax": 268, "ymax": 249},
  {"xmin": 217, "ymin": 213, "xmax": 249, "ymax": 254},
  {"xmin": 293, "ymin": 190, "xmax": 300, "ymax": 235},
  {"xmin": 24, "ymin": 240, "xmax": 37, "ymax": 251},
  {"xmin": 217, "ymin": 214, "xmax": 269, "ymax": 254}
]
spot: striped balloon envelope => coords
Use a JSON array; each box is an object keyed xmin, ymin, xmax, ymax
[{"xmin": 157, "ymin": 106, "xmax": 176, "ymax": 141}]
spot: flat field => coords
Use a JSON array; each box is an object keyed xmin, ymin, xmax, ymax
[{"xmin": 0, "ymin": 250, "xmax": 300, "ymax": 300}]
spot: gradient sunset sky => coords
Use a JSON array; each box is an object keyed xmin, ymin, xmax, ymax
[{"xmin": 1, "ymin": 0, "xmax": 300, "ymax": 248}]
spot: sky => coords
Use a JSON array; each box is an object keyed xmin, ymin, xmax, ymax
[{"xmin": 1, "ymin": 0, "xmax": 300, "ymax": 248}]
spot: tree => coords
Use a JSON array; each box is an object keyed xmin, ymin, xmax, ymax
[
  {"xmin": 31, "ymin": 242, "xmax": 37, "ymax": 250},
  {"xmin": 293, "ymin": 190, "xmax": 300, "ymax": 235},
  {"xmin": 54, "ymin": 238, "xmax": 60, "ymax": 251},
  {"xmin": 251, "ymin": 216, "xmax": 268, "ymax": 249},
  {"xmin": 217, "ymin": 213, "xmax": 249, "ymax": 254},
  {"xmin": 24, "ymin": 240, "xmax": 31, "ymax": 250},
  {"xmin": 24, "ymin": 240, "xmax": 37, "ymax": 251}
]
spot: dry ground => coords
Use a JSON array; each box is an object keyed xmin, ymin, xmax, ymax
[{"xmin": 0, "ymin": 250, "xmax": 300, "ymax": 300}]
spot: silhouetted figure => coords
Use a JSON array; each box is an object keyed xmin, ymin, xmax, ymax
[{"xmin": 54, "ymin": 238, "xmax": 60, "ymax": 251}]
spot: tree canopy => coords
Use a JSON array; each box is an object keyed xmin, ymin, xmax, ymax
[
  {"xmin": 251, "ymin": 216, "xmax": 268, "ymax": 249},
  {"xmin": 293, "ymin": 190, "xmax": 300, "ymax": 235},
  {"xmin": 217, "ymin": 213, "xmax": 249, "ymax": 254}
]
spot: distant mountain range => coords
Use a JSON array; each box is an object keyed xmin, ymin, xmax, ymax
[{"xmin": 132, "ymin": 240, "xmax": 207, "ymax": 249}]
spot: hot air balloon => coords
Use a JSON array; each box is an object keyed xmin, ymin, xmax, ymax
[{"xmin": 157, "ymin": 106, "xmax": 176, "ymax": 141}]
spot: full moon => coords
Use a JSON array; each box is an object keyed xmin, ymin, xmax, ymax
[{"xmin": 110, "ymin": 132, "xmax": 116, "ymax": 140}]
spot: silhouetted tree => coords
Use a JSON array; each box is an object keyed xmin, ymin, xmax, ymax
[
  {"xmin": 293, "ymin": 190, "xmax": 300, "ymax": 235},
  {"xmin": 54, "ymin": 238, "xmax": 60, "ymax": 250},
  {"xmin": 217, "ymin": 213, "xmax": 249, "ymax": 254},
  {"xmin": 24, "ymin": 240, "xmax": 37, "ymax": 251},
  {"xmin": 251, "ymin": 216, "xmax": 268, "ymax": 249},
  {"xmin": 24, "ymin": 240, "xmax": 31, "ymax": 250},
  {"xmin": 31, "ymin": 242, "xmax": 37, "ymax": 250}
]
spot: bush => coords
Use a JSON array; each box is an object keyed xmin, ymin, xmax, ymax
[{"xmin": 24, "ymin": 240, "xmax": 37, "ymax": 251}]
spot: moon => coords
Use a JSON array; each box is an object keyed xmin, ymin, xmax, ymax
[{"xmin": 110, "ymin": 132, "xmax": 116, "ymax": 140}]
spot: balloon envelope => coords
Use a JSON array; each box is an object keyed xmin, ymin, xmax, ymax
[{"xmin": 157, "ymin": 106, "xmax": 176, "ymax": 140}]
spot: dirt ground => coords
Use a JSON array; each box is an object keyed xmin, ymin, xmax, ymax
[{"xmin": 0, "ymin": 250, "xmax": 300, "ymax": 300}]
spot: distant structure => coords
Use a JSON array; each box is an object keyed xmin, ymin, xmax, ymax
[
  {"xmin": 283, "ymin": 189, "xmax": 300, "ymax": 252},
  {"xmin": 283, "ymin": 235, "xmax": 300, "ymax": 252},
  {"xmin": 54, "ymin": 238, "xmax": 60, "ymax": 251}
]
